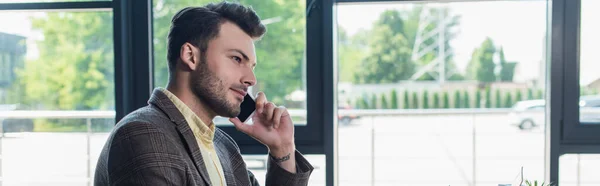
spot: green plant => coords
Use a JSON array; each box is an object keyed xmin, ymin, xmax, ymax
[
  {"xmin": 475, "ymin": 90, "xmax": 482, "ymax": 108},
  {"xmin": 423, "ymin": 90, "xmax": 430, "ymax": 109},
  {"xmin": 485, "ymin": 87, "xmax": 492, "ymax": 108},
  {"xmin": 371, "ymin": 94, "xmax": 378, "ymax": 109},
  {"xmin": 442, "ymin": 91, "xmax": 450, "ymax": 109},
  {"xmin": 403, "ymin": 90, "xmax": 410, "ymax": 109},
  {"xmin": 381, "ymin": 93, "xmax": 389, "ymax": 109},
  {"xmin": 463, "ymin": 90, "xmax": 470, "ymax": 108},
  {"xmin": 433, "ymin": 92, "xmax": 440, "ymax": 108},
  {"xmin": 412, "ymin": 92, "xmax": 419, "ymax": 109},
  {"xmin": 453, "ymin": 90, "xmax": 461, "ymax": 108},
  {"xmin": 390, "ymin": 89, "xmax": 398, "ymax": 109},
  {"xmin": 495, "ymin": 89, "xmax": 502, "ymax": 108},
  {"xmin": 525, "ymin": 180, "xmax": 554, "ymax": 186},
  {"xmin": 504, "ymin": 91, "xmax": 513, "ymax": 108}
]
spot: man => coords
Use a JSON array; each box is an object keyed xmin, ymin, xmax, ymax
[{"xmin": 94, "ymin": 2, "xmax": 314, "ymax": 186}]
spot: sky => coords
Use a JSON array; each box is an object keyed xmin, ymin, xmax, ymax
[
  {"xmin": 336, "ymin": 0, "xmax": 600, "ymax": 85},
  {"xmin": 0, "ymin": 0, "xmax": 598, "ymax": 85}
]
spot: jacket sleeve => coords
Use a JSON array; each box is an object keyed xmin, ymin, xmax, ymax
[
  {"xmin": 264, "ymin": 150, "xmax": 314, "ymax": 186},
  {"xmin": 106, "ymin": 122, "xmax": 188, "ymax": 186}
]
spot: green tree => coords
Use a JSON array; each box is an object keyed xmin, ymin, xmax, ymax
[
  {"xmin": 423, "ymin": 90, "xmax": 430, "ymax": 109},
  {"xmin": 504, "ymin": 91, "xmax": 513, "ymax": 108},
  {"xmin": 495, "ymin": 89, "xmax": 502, "ymax": 108},
  {"xmin": 442, "ymin": 91, "xmax": 450, "ymax": 109},
  {"xmin": 339, "ymin": 27, "xmax": 367, "ymax": 83},
  {"xmin": 433, "ymin": 92, "xmax": 440, "ymax": 108},
  {"xmin": 498, "ymin": 47, "xmax": 517, "ymax": 82},
  {"xmin": 454, "ymin": 90, "xmax": 461, "ymax": 108},
  {"xmin": 485, "ymin": 87, "xmax": 492, "ymax": 108},
  {"xmin": 381, "ymin": 93, "xmax": 389, "ymax": 109},
  {"xmin": 475, "ymin": 90, "xmax": 482, "ymax": 108},
  {"xmin": 153, "ymin": 0, "xmax": 306, "ymax": 106},
  {"xmin": 391, "ymin": 89, "xmax": 399, "ymax": 109},
  {"xmin": 463, "ymin": 90, "xmax": 470, "ymax": 108},
  {"xmin": 403, "ymin": 90, "xmax": 410, "ymax": 109},
  {"xmin": 467, "ymin": 38, "xmax": 497, "ymax": 82},
  {"xmin": 355, "ymin": 10, "xmax": 414, "ymax": 83},
  {"xmin": 18, "ymin": 12, "xmax": 114, "ymax": 110},
  {"xmin": 412, "ymin": 92, "xmax": 419, "ymax": 109},
  {"xmin": 515, "ymin": 90, "xmax": 523, "ymax": 102}
]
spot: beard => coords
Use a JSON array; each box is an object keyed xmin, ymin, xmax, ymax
[{"xmin": 189, "ymin": 60, "xmax": 241, "ymax": 118}]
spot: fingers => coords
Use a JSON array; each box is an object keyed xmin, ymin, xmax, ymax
[
  {"xmin": 229, "ymin": 118, "xmax": 252, "ymax": 135},
  {"xmin": 272, "ymin": 106, "xmax": 285, "ymax": 129},
  {"xmin": 262, "ymin": 102, "xmax": 275, "ymax": 123},
  {"xmin": 255, "ymin": 92, "xmax": 267, "ymax": 114}
]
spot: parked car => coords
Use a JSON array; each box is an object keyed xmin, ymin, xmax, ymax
[
  {"xmin": 508, "ymin": 100, "xmax": 545, "ymax": 130},
  {"xmin": 338, "ymin": 105, "xmax": 359, "ymax": 126},
  {"xmin": 509, "ymin": 95, "xmax": 600, "ymax": 130}
]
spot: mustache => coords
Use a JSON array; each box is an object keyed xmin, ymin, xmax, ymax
[{"xmin": 231, "ymin": 84, "xmax": 248, "ymax": 92}]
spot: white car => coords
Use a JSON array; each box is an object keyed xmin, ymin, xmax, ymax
[
  {"xmin": 509, "ymin": 95, "xmax": 600, "ymax": 130},
  {"xmin": 508, "ymin": 100, "xmax": 545, "ymax": 130}
]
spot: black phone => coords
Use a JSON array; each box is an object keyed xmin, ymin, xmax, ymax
[{"xmin": 237, "ymin": 94, "xmax": 256, "ymax": 123}]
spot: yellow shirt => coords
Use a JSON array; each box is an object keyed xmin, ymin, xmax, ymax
[{"xmin": 160, "ymin": 88, "xmax": 227, "ymax": 186}]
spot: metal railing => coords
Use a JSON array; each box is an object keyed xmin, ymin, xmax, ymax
[{"xmin": 1, "ymin": 109, "xmax": 599, "ymax": 186}]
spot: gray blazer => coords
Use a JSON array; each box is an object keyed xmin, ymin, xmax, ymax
[{"xmin": 94, "ymin": 89, "xmax": 314, "ymax": 186}]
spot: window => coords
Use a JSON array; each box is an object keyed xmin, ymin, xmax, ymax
[
  {"xmin": 578, "ymin": 0, "xmax": 600, "ymax": 125},
  {"xmin": 336, "ymin": 1, "xmax": 548, "ymax": 185},
  {"xmin": 0, "ymin": 10, "xmax": 114, "ymax": 185},
  {"xmin": 151, "ymin": 0, "xmax": 308, "ymax": 126}
]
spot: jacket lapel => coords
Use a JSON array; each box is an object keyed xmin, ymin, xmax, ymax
[{"xmin": 148, "ymin": 89, "xmax": 212, "ymax": 186}]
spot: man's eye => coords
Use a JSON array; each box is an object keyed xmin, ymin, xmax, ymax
[{"xmin": 232, "ymin": 56, "xmax": 242, "ymax": 63}]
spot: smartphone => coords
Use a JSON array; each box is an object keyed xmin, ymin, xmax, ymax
[{"xmin": 237, "ymin": 94, "xmax": 256, "ymax": 123}]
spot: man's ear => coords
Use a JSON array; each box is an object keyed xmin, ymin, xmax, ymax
[{"xmin": 179, "ymin": 42, "xmax": 199, "ymax": 71}]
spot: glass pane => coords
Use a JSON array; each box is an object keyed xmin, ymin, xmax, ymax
[
  {"xmin": 579, "ymin": 0, "xmax": 600, "ymax": 125},
  {"xmin": 152, "ymin": 0, "xmax": 307, "ymax": 126},
  {"xmin": 336, "ymin": 1, "xmax": 547, "ymax": 185},
  {"xmin": 242, "ymin": 154, "xmax": 325, "ymax": 186},
  {"xmin": 560, "ymin": 154, "xmax": 600, "ymax": 186},
  {"xmin": 0, "ymin": 11, "xmax": 114, "ymax": 186}
]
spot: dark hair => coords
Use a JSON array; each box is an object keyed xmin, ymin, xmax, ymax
[{"xmin": 166, "ymin": 1, "xmax": 266, "ymax": 73}]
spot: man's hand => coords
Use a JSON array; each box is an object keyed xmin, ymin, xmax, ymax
[{"xmin": 229, "ymin": 92, "xmax": 297, "ymax": 173}]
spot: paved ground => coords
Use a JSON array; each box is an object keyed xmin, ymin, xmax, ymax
[{"xmin": 0, "ymin": 114, "xmax": 598, "ymax": 186}]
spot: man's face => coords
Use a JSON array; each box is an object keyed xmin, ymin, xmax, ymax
[{"xmin": 190, "ymin": 21, "xmax": 257, "ymax": 118}]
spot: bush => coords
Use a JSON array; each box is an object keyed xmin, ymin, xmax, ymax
[
  {"xmin": 433, "ymin": 92, "xmax": 440, "ymax": 109},
  {"xmin": 403, "ymin": 90, "xmax": 410, "ymax": 109},
  {"xmin": 495, "ymin": 89, "xmax": 502, "ymax": 108},
  {"xmin": 527, "ymin": 88, "xmax": 534, "ymax": 100},
  {"xmin": 475, "ymin": 90, "xmax": 482, "ymax": 108},
  {"xmin": 485, "ymin": 88, "xmax": 492, "ymax": 108},
  {"xmin": 504, "ymin": 91, "xmax": 513, "ymax": 108},
  {"xmin": 381, "ymin": 93, "xmax": 389, "ymax": 109},
  {"xmin": 391, "ymin": 89, "xmax": 398, "ymax": 109},
  {"xmin": 454, "ymin": 90, "xmax": 461, "ymax": 108},
  {"xmin": 423, "ymin": 90, "xmax": 430, "ymax": 109},
  {"xmin": 412, "ymin": 92, "xmax": 419, "ymax": 109},
  {"xmin": 443, "ymin": 91, "xmax": 450, "ymax": 109},
  {"xmin": 537, "ymin": 89, "xmax": 544, "ymax": 99},
  {"xmin": 371, "ymin": 94, "xmax": 378, "ymax": 109},
  {"xmin": 515, "ymin": 90, "xmax": 523, "ymax": 102},
  {"xmin": 463, "ymin": 90, "xmax": 470, "ymax": 108}
]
